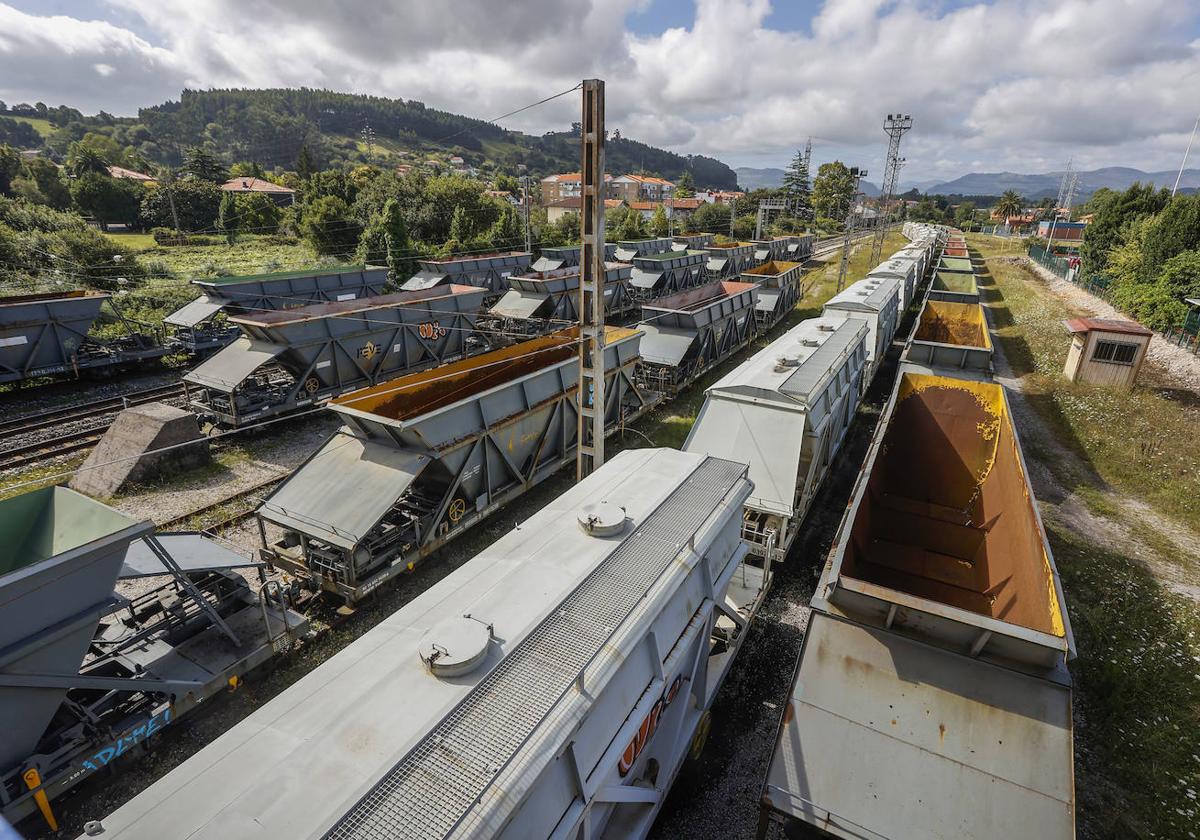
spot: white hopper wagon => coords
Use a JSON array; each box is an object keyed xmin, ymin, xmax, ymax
[
  {"xmin": 83, "ymin": 448, "xmax": 764, "ymax": 840},
  {"xmin": 684, "ymin": 315, "xmax": 868, "ymax": 562},
  {"xmin": 821, "ymin": 275, "xmax": 900, "ymax": 387},
  {"xmin": 867, "ymin": 256, "xmax": 919, "ymax": 311}
]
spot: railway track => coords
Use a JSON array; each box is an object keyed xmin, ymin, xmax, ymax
[
  {"xmin": 156, "ymin": 473, "xmax": 288, "ymax": 533},
  {"xmin": 0, "ymin": 382, "xmax": 186, "ymax": 471}
]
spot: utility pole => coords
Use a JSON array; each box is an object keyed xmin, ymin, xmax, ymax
[
  {"xmin": 1045, "ymin": 158, "xmax": 1074, "ymax": 254},
  {"xmin": 869, "ymin": 113, "xmax": 913, "ymax": 267},
  {"xmin": 577, "ymin": 79, "xmax": 607, "ymax": 481},
  {"xmin": 836, "ymin": 167, "xmax": 868, "ymax": 292},
  {"xmin": 1172, "ymin": 113, "xmax": 1199, "ymax": 197},
  {"xmin": 519, "ymin": 168, "xmax": 532, "ymax": 253}
]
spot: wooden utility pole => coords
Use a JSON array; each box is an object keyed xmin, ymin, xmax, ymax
[{"xmin": 577, "ymin": 79, "xmax": 607, "ymax": 481}]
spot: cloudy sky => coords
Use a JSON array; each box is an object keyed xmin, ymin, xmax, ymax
[{"xmin": 2, "ymin": 0, "xmax": 1199, "ymax": 183}]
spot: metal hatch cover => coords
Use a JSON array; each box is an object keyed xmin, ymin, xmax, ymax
[{"xmin": 418, "ymin": 616, "xmax": 493, "ymax": 678}]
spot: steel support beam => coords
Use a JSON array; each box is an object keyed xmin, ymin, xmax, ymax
[{"xmin": 577, "ymin": 78, "xmax": 607, "ymax": 481}]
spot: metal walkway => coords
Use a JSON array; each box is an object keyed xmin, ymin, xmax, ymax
[{"xmin": 324, "ymin": 457, "xmax": 745, "ymax": 840}]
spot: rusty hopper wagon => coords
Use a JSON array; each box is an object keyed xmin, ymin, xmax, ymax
[
  {"xmin": 87, "ymin": 448, "xmax": 765, "ymax": 840},
  {"xmin": 164, "ymin": 265, "xmax": 390, "ymax": 355},
  {"xmin": 902, "ymin": 299, "xmax": 993, "ymax": 375},
  {"xmin": 628, "ymin": 250, "xmax": 707, "ymax": 302},
  {"xmin": 486, "ymin": 263, "xmax": 635, "ymax": 338},
  {"xmin": 739, "ymin": 260, "xmax": 805, "ymax": 329},
  {"xmin": 402, "ymin": 251, "xmax": 532, "ymax": 299},
  {"xmin": 821, "ymin": 276, "xmax": 901, "ymax": 385},
  {"xmin": 0, "ymin": 291, "xmax": 169, "ymax": 386},
  {"xmin": 636, "ymin": 280, "xmax": 759, "ymax": 394},
  {"xmin": 759, "ymin": 371, "xmax": 1075, "ymax": 840},
  {"xmin": 530, "ymin": 243, "xmax": 618, "ymax": 272},
  {"xmin": 685, "ymin": 316, "xmax": 867, "ymax": 562},
  {"xmin": 672, "ymin": 232, "xmax": 715, "ymax": 250},
  {"xmin": 0, "ymin": 486, "xmax": 306, "ymax": 831},
  {"xmin": 182, "ymin": 285, "xmax": 488, "ymax": 427},
  {"xmin": 703, "ymin": 242, "xmax": 758, "ymax": 280},
  {"xmin": 614, "ymin": 236, "xmax": 674, "ymax": 261},
  {"xmin": 257, "ymin": 326, "xmax": 651, "ymax": 602},
  {"xmin": 929, "ymin": 270, "xmax": 980, "ymax": 303}
]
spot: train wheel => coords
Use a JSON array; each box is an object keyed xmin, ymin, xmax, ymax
[{"xmin": 689, "ymin": 710, "xmax": 712, "ymax": 761}]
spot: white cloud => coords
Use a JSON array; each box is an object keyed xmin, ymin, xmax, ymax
[{"xmin": 0, "ymin": 0, "xmax": 1197, "ymax": 181}]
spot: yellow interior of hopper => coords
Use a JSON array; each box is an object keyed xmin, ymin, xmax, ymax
[
  {"xmin": 742, "ymin": 260, "xmax": 802, "ymax": 276},
  {"xmin": 841, "ymin": 373, "xmax": 1065, "ymax": 636},
  {"xmin": 913, "ymin": 301, "xmax": 991, "ymax": 349},
  {"xmin": 333, "ymin": 326, "xmax": 637, "ymax": 421}
]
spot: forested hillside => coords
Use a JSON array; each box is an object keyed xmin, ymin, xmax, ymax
[{"xmin": 3, "ymin": 88, "xmax": 739, "ymax": 188}]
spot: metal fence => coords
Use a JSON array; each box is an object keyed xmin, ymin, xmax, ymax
[{"xmin": 1027, "ymin": 244, "xmax": 1073, "ymax": 279}]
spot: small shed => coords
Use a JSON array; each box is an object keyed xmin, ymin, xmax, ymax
[{"xmin": 1062, "ymin": 317, "xmax": 1152, "ymax": 389}]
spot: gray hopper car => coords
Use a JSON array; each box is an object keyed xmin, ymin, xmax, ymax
[
  {"xmin": 486, "ymin": 263, "xmax": 635, "ymax": 338},
  {"xmin": 403, "ymin": 251, "xmax": 532, "ymax": 299}
]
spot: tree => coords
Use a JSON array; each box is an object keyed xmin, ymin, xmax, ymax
[
  {"xmin": 690, "ymin": 201, "xmax": 731, "ymax": 235},
  {"xmin": 70, "ymin": 172, "xmax": 143, "ymax": 230},
  {"xmin": 812, "ymin": 161, "xmax": 855, "ymax": 221},
  {"xmin": 0, "ymin": 145, "xmax": 19, "ymax": 195},
  {"xmin": 139, "ymin": 178, "xmax": 222, "ymax": 231},
  {"xmin": 618, "ymin": 207, "xmax": 646, "ymax": 240},
  {"xmin": 296, "ymin": 145, "xmax": 316, "ymax": 180},
  {"xmin": 448, "ymin": 205, "xmax": 472, "ymax": 245},
  {"xmin": 236, "ymin": 192, "xmax": 281, "ymax": 234},
  {"xmin": 22, "ymin": 157, "xmax": 71, "ymax": 209},
  {"xmin": 675, "ymin": 171, "xmax": 695, "ymax": 199},
  {"xmin": 217, "ymin": 191, "xmax": 239, "ymax": 244},
  {"xmin": 300, "ymin": 195, "xmax": 361, "ymax": 256},
  {"xmin": 1080, "ymin": 182, "xmax": 1169, "ymax": 276},
  {"xmin": 782, "ymin": 148, "xmax": 811, "ymax": 217},
  {"xmin": 181, "ymin": 146, "xmax": 228, "ymax": 183},
  {"xmin": 487, "ymin": 203, "xmax": 523, "ymax": 250},
  {"xmin": 1140, "ymin": 193, "xmax": 1200, "ymax": 281},
  {"xmin": 229, "ymin": 161, "xmax": 265, "ymax": 179},
  {"xmin": 381, "ymin": 198, "xmax": 413, "ymax": 282},
  {"xmin": 65, "ymin": 142, "xmax": 109, "ymax": 178},
  {"xmin": 648, "ymin": 204, "xmax": 669, "ymax": 237},
  {"xmin": 954, "ymin": 201, "xmax": 977, "ymax": 230},
  {"xmin": 994, "ymin": 190, "xmax": 1023, "ymax": 220}
]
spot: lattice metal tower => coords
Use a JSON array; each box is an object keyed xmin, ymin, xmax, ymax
[
  {"xmin": 836, "ymin": 166, "xmax": 868, "ymax": 292},
  {"xmin": 577, "ymin": 79, "xmax": 607, "ymax": 481},
  {"xmin": 869, "ymin": 113, "xmax": 913, "ymax": 266},
  {"xmin": 1045, "ymin": 158, "xmax": 1075, "ymax": 251}
]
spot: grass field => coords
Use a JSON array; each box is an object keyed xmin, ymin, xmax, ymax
[
  {"xmin": 8, "ymin": 115, "xmax": 53, "ymax": 137},
  {"xmin": 970, "ymin": 233, "xmax": 1200, "ymax": 839},
  {"xmin": 102, "ymin": 231, "xmax": 157, "ymax": 250}
]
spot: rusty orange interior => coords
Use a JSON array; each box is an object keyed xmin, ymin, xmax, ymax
[
  {"xmin": 841, "ymin": 373, "xmax": 1065, "ymax": 636},
  {"xmin": 742, "ymin": 260, "xmax": 802, "ymax": 277},
  {"xmin": 643, "ymin": 280, "xmax": 757, "ymax": 313},
  {"xmin": 333, "ymin": 326, "xmax": 636, "ymax": 421},
  {"xmin": 913, "ymin": 300, "xmax": 991, "ymax": 348},
  {"xmin": 232, "ymin": 285, "xmax": 478, "ymax": 327}
]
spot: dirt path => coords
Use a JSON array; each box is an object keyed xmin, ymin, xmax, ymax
[{"xmin": 986, "ymin": 258, "xmax": 1200, "ymax": 602}]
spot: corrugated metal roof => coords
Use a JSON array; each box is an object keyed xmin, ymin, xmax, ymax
[
  {"xmin": 1062, "ymin": 317, "xmax": 1151, "ymax": 337},
  {"xmin": 259, "ymin": 433, "xmax": 429, "ymax": 551},
  {"xmin": 638, "ymin": 324, "xmax": 697, "ymax": 366},
  {"xmin": 164, "ymin": 294, "xmax": 225, "ymax": 328},
  {"xmin": 183, "ymin": 338, "xmax": 283, "ymax": 392},
  {"xmin": 823, "ymin": 276, "xmax": 899, "ymax": 313},
  {"xmin": 763, "ymin": 613, "xmax": 1074, "ymax": 839},
  {"xmin": 490, "ymin": 290, "xmax": 549, "ymax": 320}
]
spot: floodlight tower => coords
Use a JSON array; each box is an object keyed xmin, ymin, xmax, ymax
[
  {"xmin": 836, "ymin": 166, "xmax": 868, "ymax": 292},
  {"xmin": 869, "ymin": 113, "xmax": 913, "ymax": 266},
  {"xmin": 1045, "ymin": 158, "xmax": 1074, "ymax": 253}
]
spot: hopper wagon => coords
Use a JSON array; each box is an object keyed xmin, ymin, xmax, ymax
[
  {"xmin": 257, "ymin": 326, "xmax": 652, "ymax": 602},
  {"xmin": 750, "ymin": 238, "xmax": 787, "ymax": 264},
  {"xmin": 943, "ymin": 243, "xmax": 970, "ymax": 258},
  {"xmin": 774, "ymin": 234, "xmax": 815, "ymax": 262},
  {"xmin": 0, "ymin": 291, "xmax": 169, "ymax": 387},
  {"xmin": 635, "ymin": 280, "xmax": 759, "ymax": 395},
  {"xmin": 821, "ymin": 276, "xmax": 900, "ymax": 386},
  {"xmin": 402, "ymin": 251, "xmax": 532, "ymax": 300},
  {"xmin": 759, "ymin": 371, "xmax": 1075, "ymax": 840},
  {"xmin": 702, "ymin": 242, "xmax": 758, "ymax": 280},
  {"xmin": 938, "ymin": 255, "xmax": 975, "ymax": 274},
  {"xmin": 86, "ymin": 448, "xmax": 766, "ymax": 840},
  {"xmin": 895, "ymin": 241, "xmax": 932, "ymax": 281},
  {"xmin": 671, "ymin": 232, "xmax": 715, "ymax": 250},
  {"xmin": 530, "ymin": 243, "xmax": 618, "ymax": 272},
  {"xmin": 0, "ymin": 486, "xmax": 306, "ymax": 831},
  {"xmin": 739, "ymin": 260, "xmax": 806, "ymax": 329},
  {"xmin": 901, "ymin": 299, "xmax": 994, "ymax": 374},
  {"xmin": 613, "ymin": 236, "xmax": 674, "ymax": 261},
  {"xmin": 486, "ymin": 262, "xmax": 635, "ymax": 339},
  {"xmin": 628, "ymin": 250, "xmax": 707, "ymax": 301},
  {"xmin": 866, "ymin": 256, "xmax": 919, "ymax": 311},
  {"xmin": 928, "ymin": 269, "xmax": 980, "ymax": 303},
  {"xmin": 164, "ymin": 265, "xmax": 390, "ymax": 355},
  {"xmin": 685, "ymin": 316, "xmax": 868, "ymax": 562},
  {"xmin": 182, "ymin": 285, "xmax": 488, "ymax": 427}
]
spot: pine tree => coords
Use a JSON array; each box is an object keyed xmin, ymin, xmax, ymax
[
  {"xmin": 217, "ymin": 191, "xmax": 239, "ymax": 245},
  {"xmin": 618, "ymin": 207, "xmax": 646, "ymax": 240},
  {"xmin": 296, "ymin": 145, "xmax": 316, "ymax": 181},
  {"xmin": 448, "ymin": 205, "xmax": 472, "ymax": 245},
  {"xmin": 783, "ymin": 148, "xmax": 811, "ymax": 218},
  {"xmin": 488, "ymin": 204, "xmax": 522, "ymax": 250},
  {"xmin": 675, "ymin": 171, "xmax": 695, "ymax": 199},
  {"xmin": 648, "ymin": 205, "xmax": 669, "ymax": 237}
]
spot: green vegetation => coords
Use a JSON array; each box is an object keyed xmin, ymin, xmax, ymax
[
  {"xmin": 973, "ymin": 234, "xmax": 1200, "ymax": 525},
  {"xmin": 811, "ymin": 161, "xmax": 856, "ymax": 225}
]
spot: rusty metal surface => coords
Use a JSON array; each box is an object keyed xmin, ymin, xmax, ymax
[
  {"xmin": 912, "ymin": 300, "xmax": 991, "ymax": 348},
  {"xmin": 643, "ymin": 280, "xmax": 757, "ymax": 314},
  {"xmin": 762, "ymin": 612, "xmax": 1075, "ymax": 840},
  {"xmin": 231, "ymin": 285, "xmax": 481, "ymax": 328},
  {"xmin": 741, "ymin": 260, "xmax": 803, "ymax": 279}
]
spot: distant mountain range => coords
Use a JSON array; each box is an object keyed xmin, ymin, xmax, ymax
[{"xmin": 735, "ymin": 165, "xmax": 1200, "ymax": 200}]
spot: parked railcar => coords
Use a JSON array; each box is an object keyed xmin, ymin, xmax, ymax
[
  {"xmin": 613, "ymin": 236, "xmax": 674, "ymax": 261},
  {"xmin": 0, "ymin": 291, "xmax": 170, "ymax": 387},
  {"xmin": 628, "ymin": 250, "xmax": 707, "ymax": 301},
  {"xmin": 485, "ymin": 262, "xmax": 635, "ymax": 338},
  {"xmin": 758, "ymin": 371, "xmax": 1075, "ymax": 840},
  {"xmin": 183, "ymin": 285, "xmax": 488, "ymax": 426},
  {"xmin": 821, "ymin": 275, "xmax": 901, "ymax": 386},
  {"xmin": 740, "ymin": 260, "xmax": 806, "ymax": 329},
  {"xmin": 402, "ymin": 251, "xmax": 532, "ymax": 300},
  {"xmin": 702, "ymin": 241, "xmax": 758, "ymax": 280},
  {"xmin": 86, "ymin": 448, "xmax": 763, "ymax": 840}
]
